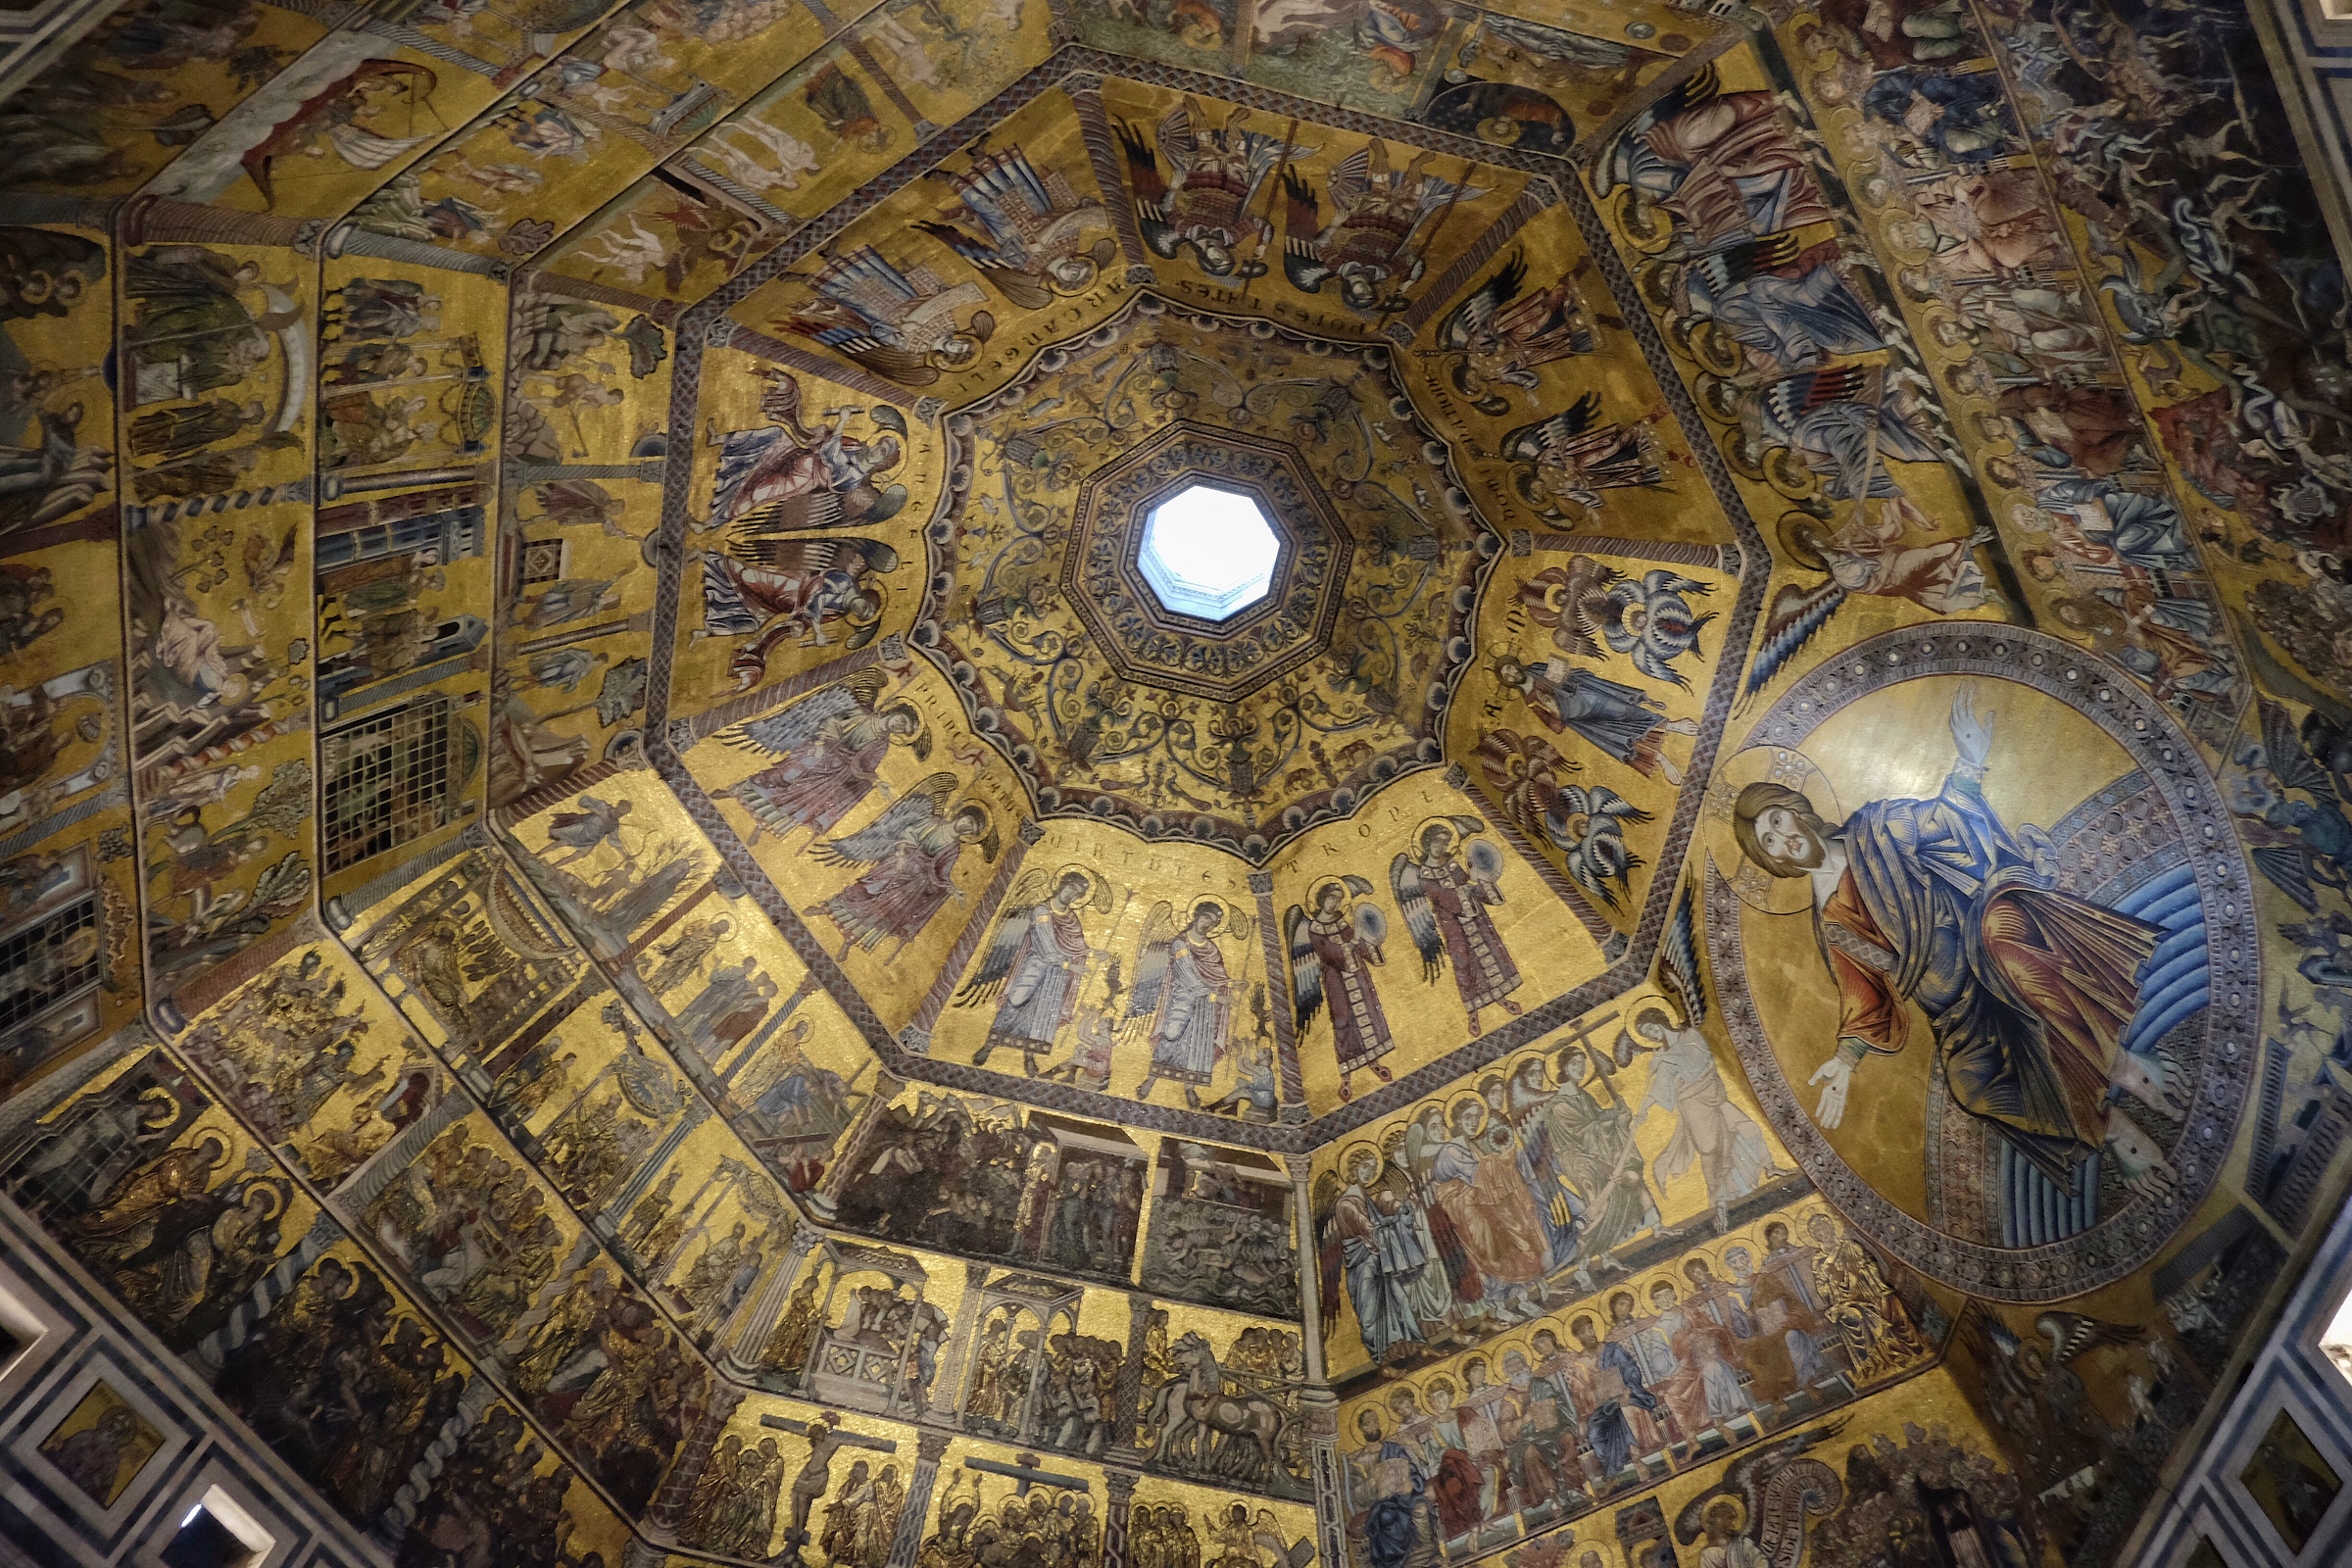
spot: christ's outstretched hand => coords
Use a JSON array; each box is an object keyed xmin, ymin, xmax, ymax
[
  {"xmin": 1809, "ymin": 1053, "xmax": 1852, "ymax": 1128},
  {"xmin": 1950, "ymin": 682, "xmax": 1994, "ymax": 771}
]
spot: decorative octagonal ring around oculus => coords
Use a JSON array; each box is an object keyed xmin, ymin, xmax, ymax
[{"xmin": 1064, "ymin": 422, "xmax": 1353, "ymax": 704}]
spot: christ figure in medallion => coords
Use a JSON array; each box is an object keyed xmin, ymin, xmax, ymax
[{"xmin": 1730, "ymin": 684, "xmax": 2185, "ymax": 1197}]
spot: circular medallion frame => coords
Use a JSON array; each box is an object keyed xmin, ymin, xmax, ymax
[{"xmin": 1704, "ymin": 624, "xmax": 2258, "ymax": 1301}]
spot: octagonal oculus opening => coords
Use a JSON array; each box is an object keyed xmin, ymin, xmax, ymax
[{"xmin": 1138, "ymin": 484, "xmax": 1280, "ymax": 621}]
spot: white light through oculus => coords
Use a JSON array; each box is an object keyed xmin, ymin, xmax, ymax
[{"xmin": 1138, "ymin": 483, "xmax": 1279, "ymax": 620}]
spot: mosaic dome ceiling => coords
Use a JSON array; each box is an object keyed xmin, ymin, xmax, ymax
[{"xmin": 5, "ymin": 0, "xmax": 2352, "ymax": 1566}]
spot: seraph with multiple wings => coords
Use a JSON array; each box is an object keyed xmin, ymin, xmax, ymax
[
  {"xmin": 1516, "ymin": 556, "xmax": 1715, "ymax": 688},
  {"xmin": 918, "ymin": 146, "xmax": 1118, "ymax": 312},
  {"xmin": 1116, "ymin": 100, "xmax": 1312, "ymax": 279},
  {"xmin": 773, "ymin": 245, "xmax": 993, "ymax": 387},
  {"xmin": 1474, "ymin": 728, "xmax": 1649, "ymax": 906}
]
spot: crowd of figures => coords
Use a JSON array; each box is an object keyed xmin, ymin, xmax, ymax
[
  {"xmin": 1314, "ymin": 1010, "xmax": 1784, "ymax": 1368},
  {"xmin": 918, "ymin": 1473, "xmax": 1103, "ymax": 1568},
  {"xmin": 832, "ymin": 1092, "xmax": 1147, "ymax": 1285},
  {"xmin": 756, "ymin": 1241, "xmax": 1312, "ymax": 1496},
  {"xmin": 1342, "ymin": 1211, "xmax": 1929, "ymax": 1559}
]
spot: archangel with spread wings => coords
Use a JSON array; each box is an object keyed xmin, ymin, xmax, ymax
[
  {"xmin": 811, "ymin": 772, "xmax": 997, "ymax": 957},
  {"xmin": 1116, "ymin": 100, "xmax": 1314, "ymax": 280},
  {"xmin": 773, "ymin": 245, "xmax": 993, "ymax": 388},
  {"xmin": 1499, "ymin": 391, "xmax": 1664, "ymax": 517},
  {"xmin": 1393, "ymin": 816, "xmax": 1523, "ymax": 1038},
  {"xmin": 1127, "ymin": 897, "xmax": 1253, "ymax": 1107},
  {"xmin": 694, "ymin": 533, "xmax": 899, "ymax": 691},
  {"xmin": 1285, "ymin": 876, "xmax": 1394, "ymax": 1103},
  {"xmin": 1433, "ymin": 249, "xmax": 1603, "ymax": 414},
  {"xmin": 1280, "ymin": 140, "xmax": 1486, "ymax": 315},
  {"xmin": 917, "ymin": 146, "xmax": 1118, "ymax": 312},
  {"xmin": 712, "ymin": 670, "xmax": 929, "ymax": 844},
  {"xmin": 954, "ymin": 865, "xmax": 1114, "ymax": 1073}
]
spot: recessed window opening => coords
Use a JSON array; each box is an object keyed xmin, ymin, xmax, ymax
[
  {"xmin": 1139, "ymin": 483, "xmax": 1280, "ymax": 620},
  {"xmin": 161, "ymin": 1489, "xmax": 270, "ymax": 1568}
]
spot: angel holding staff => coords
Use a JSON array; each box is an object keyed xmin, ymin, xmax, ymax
[{"xmin": 954, "ymin": 866, "xmax": 1116, "ymax": 1074}]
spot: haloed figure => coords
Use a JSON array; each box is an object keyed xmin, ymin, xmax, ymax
[
  {"xmin": 1133, "ymin": 900, "xmax": 1236, "ymax": 1109},
  {"xmin": 1286, "ymin": 876, "xmax": 1396, "ymax": 1102},
  {"xmin": 1731, "ymin": 683, "xmax": 2180, "ymax": 1198}
]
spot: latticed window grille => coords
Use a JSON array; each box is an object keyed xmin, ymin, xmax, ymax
[
  {"xmin": 322, "ymin": 695, "xmax": 456, "ymax": 872},
  {"xmin": 0, "ymin": 897, "xmax": 100, "ymax": 1036}
]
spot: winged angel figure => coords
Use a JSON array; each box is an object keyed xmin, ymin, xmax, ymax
[
  {"xmin": 1392, "ymin": 816, "xmax": 1524, "ymax": 1037},
  {"xmin": 954, "ymin": 865, "xmax": 1115, "ymax": 1073},
  {"xmin": 712, "ymin": 670, "xmax": 929, "ymax": 844},
  {"xmin": 1475, "ymin": 728, "xmax": 1652, "ymax": 908},
  {"xmin": 1669, "ymin": 1420, "xmax": 1852, "ymax": 1568},
  {"xmin": 1117, "ymin": 100, "xmax": 1314, "ymax": 280},
  {"xmin": 811, "ymin": 772, "xmax": 997, "ymax": 958},
  {"xmin": 1739, "ymin": 366, "xmax": 1989, "ymax": 700},
  {"xmin": 774, "ymin": 245, "xmax": 993, "ymax": 388},
  {"xmin": 1281, "ymin": 140, "xmax": 1487, "ymax": 315},
  {"xmin": 1285, "ymin": 876, "xmax": 1394, "ymax": 1102},
  {"xmin": 1127, "ymin": 897, "xmax": 1254, "ymax": 1108},
  {"xmin": 1433, "ymin": 248, "xmax": 1602, "ymax": 414},
  {"xmin": 917, "ymin": 146, "xmax": 1119, "ymax": 311},
  {"xmin": 2232, "ymin": 695, "xmax": 2352, "ymax": 913},
  {"xmin": 694, "ymin": 533, "xmax": 898, "ymax": 690},
  {"xmin": 1499, "ymin": 391, "xmax": 1664, "ymax": 519}
]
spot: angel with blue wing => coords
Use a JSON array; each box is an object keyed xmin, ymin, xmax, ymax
[
  {"xmin": 811, "ymin": 772, "xmax": 997, "ymax": 958},
  {"xmin": 1128, "ymin": 898, "xmax": 1252, "ymax": 1108},
  {"xmin": 712, "ymin": 670, "xmax": 927, "ymax": 843},
  {"xmin": 915, "ymin": 145, "xmax": 1117, "ymax": 312},
  {"xmin": 954, "ymin": 865, "xmax": 1114, "ymax": 1073},
  {"xmin": 1286, "ymin": 876, "xmax": 1395, "ymax": 1102},
  {"xmin": 1391, "ymin": 817, "xmax": 1523, "ymax": 1038}
]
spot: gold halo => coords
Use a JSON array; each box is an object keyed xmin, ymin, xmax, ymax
[
  {"xmin": 1777, "ymin": 510, "xmax": 1834, "ymax": 574},
  {"xmin": 1616, "ymin": 189, "xmax": 1673, "ymax": 253},
  {"xmin": 1054, "ymin": 863, "xmax": 1111, "ymax": 911},
  {"xmin": 1413, "ymin": 815, "xmax": 1462, "ymax": 854},
  {"xmin": 1690, "ymin": 320, "xmax": 1744, "ymax": 377},
  {"xmin": 1701, "ymin": 1494, "xmax": 1749, "ymax": 1534},
  {"xmin": 1339, "ymin": 1142, "xmax": 1384, "ymax": 1180},
  {"xmin": 1764, "ymin": 445, "xmax": 1819, "ymax": 500},
  {"xmin": 1703, "ymin": 744, "xmax": 1843, "ymax": 916},
  {"xmin": 1446, "ymin": 1093, "xmax": 1490, "ymax": 1130}
]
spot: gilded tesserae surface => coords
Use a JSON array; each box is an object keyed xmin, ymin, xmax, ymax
[{"xmin": 0, "ymin": 0, "xmax": 2346, "ymax": 1565}]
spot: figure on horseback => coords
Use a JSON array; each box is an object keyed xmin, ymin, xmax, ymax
[{"xmin": 1147, "ymin": 1332, "xmax": 1288, "ymax": 1482}]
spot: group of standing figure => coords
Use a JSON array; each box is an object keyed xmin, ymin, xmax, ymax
[
  {"xmin": 1344, "ymin": 1211, "xmax": 1927, "ymax": 1563},
  {"xmin": 1318, "ymin": 1009, "xmax": 1782, "ymax": 1363}
]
